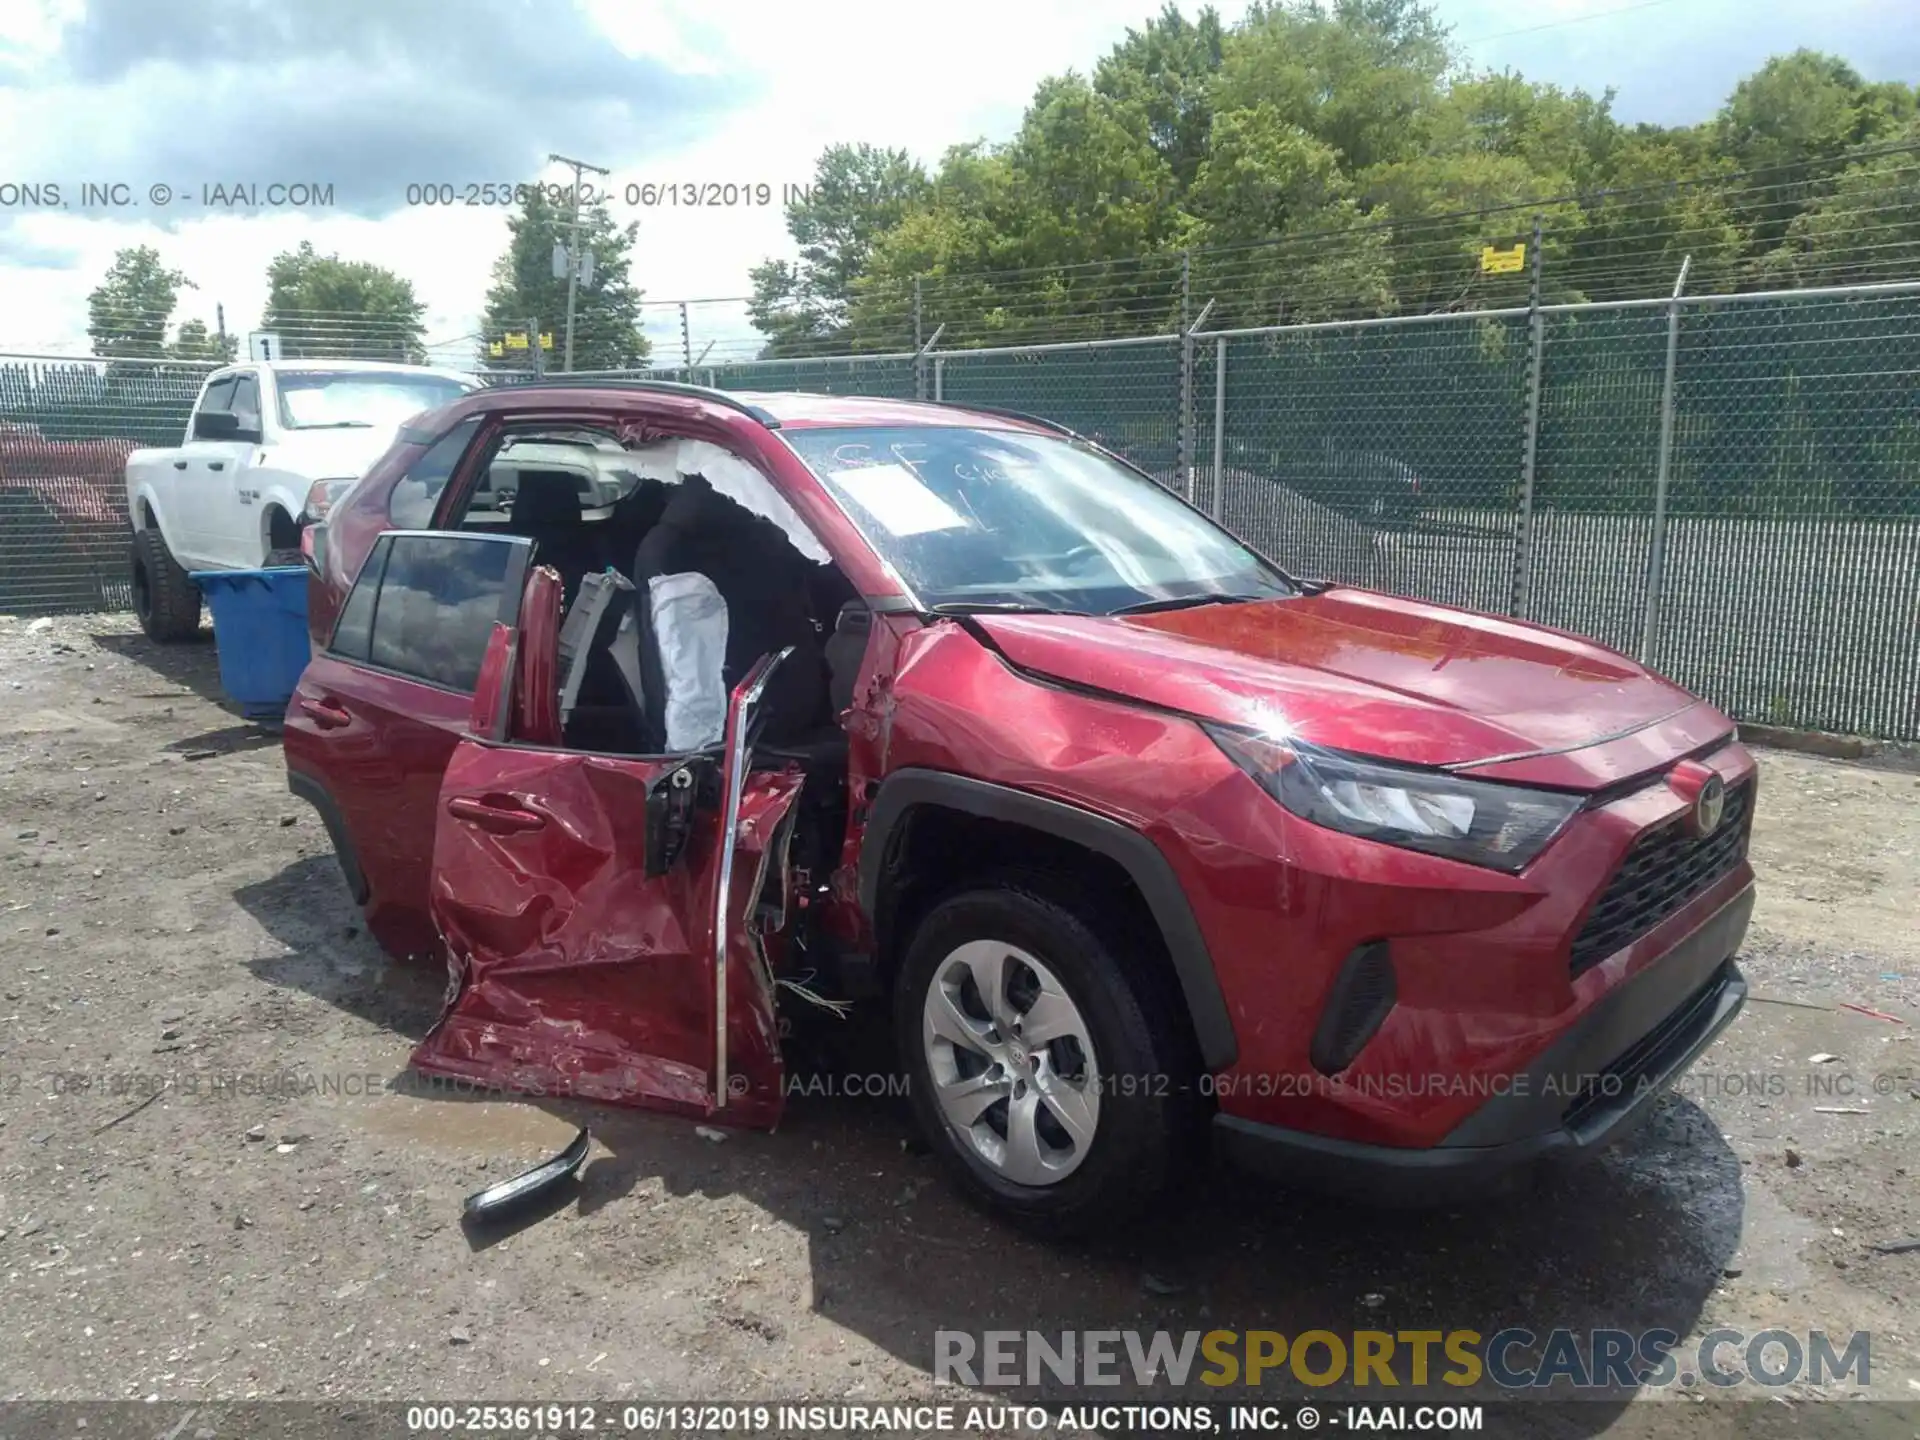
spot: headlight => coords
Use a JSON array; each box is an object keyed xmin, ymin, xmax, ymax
[
  {"xmin": 301, "ymin": 477, "xmax": 359, "ymax": 523},
  {"xmin": 1205, "ymin": 726, "xmax": 1583, "ymax": 872}
]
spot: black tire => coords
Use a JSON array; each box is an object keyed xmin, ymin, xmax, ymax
[
  {"xmin": 264, "ymin": 547, "xmax": 306, "ymax": 568},
  {"xmin": 130, "ymin": 527, "xmax": 201, "ymax": 641},
  {"xmin": 894, "ymin": 874, "xmax": 1206, "ymax": 1237}
]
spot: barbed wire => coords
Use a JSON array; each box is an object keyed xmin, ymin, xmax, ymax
[{"xmin": 38, "ymin": 135, "xmax": 1920, "ymax": 366}]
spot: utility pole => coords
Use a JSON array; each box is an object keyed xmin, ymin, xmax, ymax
[{"xmin": 548, "ymin": 152, "xmax": 609, "ymax": 372}]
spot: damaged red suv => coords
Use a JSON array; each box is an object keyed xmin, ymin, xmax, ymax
[{"xmin": 285, "ymin": 380, "xmax": 1756, "ymax": 1233}]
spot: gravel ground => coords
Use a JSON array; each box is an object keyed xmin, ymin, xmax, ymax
[{"xmin": 1, "ymin": 611, "xmax": 1916, "ymax": 1429}]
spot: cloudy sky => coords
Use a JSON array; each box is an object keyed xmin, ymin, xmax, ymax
[{"xmin": 1, "ymin": 0, "xmax": 1915, "ymax": 363}]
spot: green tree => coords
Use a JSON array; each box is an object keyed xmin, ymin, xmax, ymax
[
  {"xmin": 1717, "ymin": 51, "xmax": 1874, "ymax": 178},
  {"xmin": 1575, "ymin": 131, "xmax": 1746, "ymax": 297},
  {"xmin": 262, "ymin": 241, "xmax": 427, "ymax": 361},
  {"xmin": 168, "ymin": 318, "xmax": 238, "ymax": 363},
  {"xmin": 1212, "ymin": 0, "xmax": 1453, "ymax": 173},
  {"xmin": 1714, "ymin": 52, "xmax": 1914, "ymax": 251},
  {"xmin": 1183, "ymin": 104, "xmax": 1392, "ymax": 322},
  {"xmin": 1093, "ymin": 4, "xmax": 1227, "ymax": 191},
  {"xmin": 856, "ymin": 78, "xmax": 1185, "ymax": 344},
  {"xmin": 1415, "ymin": 72, "xmax": 1618, "ymax": 192},
  {"xmin": 1756, "ymin": 121, "xmax": 1920, "ymax": 286},
  {"xmin": 1359, "ymin": 151, "xmax": 1586, "ymax": 310},
  {"xmin": 853, "ymin": 145, "xmax": 1031, "ymax": 345},
  {"xmin": 1011, "ymin": 74, "xmax": 1182, "ymax": 261},
  {"xmin": 87, "ymin": 246, "xmax": 190, "ymax": 358},
  {"xmin": 758, "ymin": 13, "xmax": 1920, "ymax": 351},
  {"xmin": 749, "ymin": 144, "xmax": 932, "ymax": 355},
  {"xmin": 482, "ymin": 188, "xmax": 649, "ymax": 371},
  {"xmin": 1357, "ymin": 70, "xmax": 1616, "ymax": 306}
]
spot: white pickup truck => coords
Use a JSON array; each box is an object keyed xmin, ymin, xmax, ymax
[{"xmin": 126, "ymin": 359, "xmax": 478, "ymax": 640}]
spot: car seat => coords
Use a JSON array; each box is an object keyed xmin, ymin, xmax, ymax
[
  {"xmin": 507, "ymin": 470, "xmax": 604, "ymax": 604},
  {"xmin": 555, "ymin": 569, "xmax": 648, "ymax": 753},
  {"xmin": 632, "ymin": 476, "xmax": 829, "ymax": 745}
]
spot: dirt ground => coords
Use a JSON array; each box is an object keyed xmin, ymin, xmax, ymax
[{"xmin": 1, "ymin": 610, "xmax": 1916, "ymax": 1428}]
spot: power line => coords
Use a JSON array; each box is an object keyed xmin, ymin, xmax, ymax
[{"xmin": 1457, "ymin": 0, "xmax": 1689, "ymax": 46}]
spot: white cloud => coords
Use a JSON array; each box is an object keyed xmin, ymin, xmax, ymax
[
  {"xmin": 0, "ymin": 0, "xmax": 1230, "ymax": 362},
  {"xmin": 3, "ymin": 0, "xmax": 1914, "ymax": 363}
]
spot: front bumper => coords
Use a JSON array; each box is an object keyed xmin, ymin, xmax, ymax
[{"xmin": 1214, "ymin": 884, "xmax": 1752, "ymax": 1206}]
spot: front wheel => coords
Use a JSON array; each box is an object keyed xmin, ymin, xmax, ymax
[
  {"xmin": 130, "ymin": 527, "xmax": 202, "ymax": 641},
  {"xmin": 894, "ymin": 878, "xmax": 1206, "ymax": 1236}
]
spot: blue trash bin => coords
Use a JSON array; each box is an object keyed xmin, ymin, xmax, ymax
[{"xmin": 188, "ymin": 567, "xmax": 311, "ymax": 723}]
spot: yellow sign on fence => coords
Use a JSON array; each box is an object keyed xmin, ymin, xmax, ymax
[
  {"xmin": 1481, "ymin": 243, "xmax": 1528, "ymax": 275},
  {"xmin": 489, "ymin": 331, "xmax": 556, "ymax": 356}
]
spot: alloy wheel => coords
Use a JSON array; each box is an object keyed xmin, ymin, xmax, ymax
[{"xmin": 920, "ymin": 940, "xmax": 1101, "ymax": 1186}]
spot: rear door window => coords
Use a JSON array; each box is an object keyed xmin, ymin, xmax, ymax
[
  {"xmin": 326, "ymin": 533, "xmax": 391, "ymax": 662},
  {"xmin": 365, "ymin": 533, "xmax": 531, "ymax": 692},
  {"xmin": 390, "ymin": 415, "xmax": 484, "ymax": 530}
]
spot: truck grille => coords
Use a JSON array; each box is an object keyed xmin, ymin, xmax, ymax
[{"xmin": 1568, "ymin": 781, "xmax": 1752, "ymax": 978}]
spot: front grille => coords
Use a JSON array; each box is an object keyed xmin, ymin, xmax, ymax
[{"xmin": 1568, "ymin": 781, "xmax": 1752, "ymax": 977}]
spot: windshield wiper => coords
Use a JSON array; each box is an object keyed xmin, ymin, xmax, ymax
[
  {"xmin": 926, "ymin": 601, "xmax": 1089, "ymax": 616},
  {"xmin": 288, "ymin": 421, "xmax": 377, "ymax": 430},
  {"xmin": 1108, "ymin": 592, "xmax": 1277, "ymax": 616}
]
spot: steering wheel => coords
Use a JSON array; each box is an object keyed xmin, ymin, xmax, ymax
[{"xmin": 1057, "ymin": 543, "xmax": 1104, "ymax": 574}]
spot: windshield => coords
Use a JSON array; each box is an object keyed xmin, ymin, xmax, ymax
[
  {"xmin": 784, "ymin": 425, "xmax": 1291, "ymax": 613},
  {"xmin": 275, "ymin": 371, "xmax": 474, "ymax": 430}
]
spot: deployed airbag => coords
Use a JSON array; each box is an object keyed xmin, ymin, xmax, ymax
[{"xmin": 651, "ymin": 571, "xmax": 728, "ymax": 750}]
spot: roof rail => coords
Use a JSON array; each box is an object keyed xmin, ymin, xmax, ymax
[{"xmin": 498, "ymin": 376, "xmax": 781, "ymax": 428}]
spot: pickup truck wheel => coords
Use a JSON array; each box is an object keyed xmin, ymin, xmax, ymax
[
  {"xmin": 130, "ymin": 528, "xmax": 201, "ymax": 641},
  {"xmin": 894, "ymin": 876, "xmax": 1206, "ymax": 1237}
]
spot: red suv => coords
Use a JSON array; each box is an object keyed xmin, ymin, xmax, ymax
[{"xmin": 285, "ymin": 380, "xmax": 1756, "ymax": 1233}]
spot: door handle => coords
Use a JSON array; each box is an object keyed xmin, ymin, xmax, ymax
[
  {"xmin": 446, "ymin": 795, "xmax": 548, "ymax": 834},
  {"xmin": 173, "ymin": 460, "xmax": 188, "ymax": 470},
  {"xmin": 208, "ymin": 461, "xmax": 226, "ymax": 472},
  {"xmin": 298, "ymin": 697, "xmax": 350, "ymax": 728}
]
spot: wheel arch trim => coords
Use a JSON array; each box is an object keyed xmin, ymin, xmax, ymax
[
  {"xmin": 287, "ymin": 767, "xmax": 370, "ymax": 906},
  {"xmin": 857, "ymin": 768, "xmax": 1238, "ymax": 1071},
  {"xmin": 130, "ymin": 483, "xmax": 167, "ymax": 537}
]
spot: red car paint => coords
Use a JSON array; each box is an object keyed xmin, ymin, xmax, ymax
[
  {"xmin": 411, "ymin": 718, "xmax": 803, "ymax": 1125},
  {"xmin": 289, "ymin": 384, "xmax": 1755, "ymax": 1191}
]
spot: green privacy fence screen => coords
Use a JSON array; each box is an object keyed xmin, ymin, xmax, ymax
[{"xmin": 3, "ymin": 281, "xmax": 1916, "ymax": 740}]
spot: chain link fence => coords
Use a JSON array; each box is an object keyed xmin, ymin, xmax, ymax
[
  {"xmin": 3, "ymin": 281, "xmax": 1916, "ymax": 740},
  {"xmin": 932, "ymin": 337, "xmax": 1184, "ymax": 486},
  {"xmin": 0, "ymin": 355, "xmax": 213, "ymax": 613}
]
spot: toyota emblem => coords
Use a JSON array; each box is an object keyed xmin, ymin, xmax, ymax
[{"xmin": 1693, "ymin": 773, "xmax": 1726, "ymax": 837}]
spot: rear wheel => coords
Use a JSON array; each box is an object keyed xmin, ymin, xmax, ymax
[
  {"xmin": 130, "ymin": 527, "xmax": 201, "ymax": 641},
  {"xmin": 894, "ymin": 876, "xmax": 1206, "ymax": 1236}
]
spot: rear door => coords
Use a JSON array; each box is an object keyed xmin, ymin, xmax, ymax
[
  {"xmin": 411, "ymin": 580, "xmax": 803, "ymax": 1125},
  {"xmin": 283, "ymin": 529, "xmax": 535, "ymax": 962}
]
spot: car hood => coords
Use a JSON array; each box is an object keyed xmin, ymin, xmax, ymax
[
  {"xmin": 972, "ymin": 588, "xmax": 1728, "ymax": 786},
  {"xmin": 265, "ymin": 426, "xmax": 400, "ymax": 479}
]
